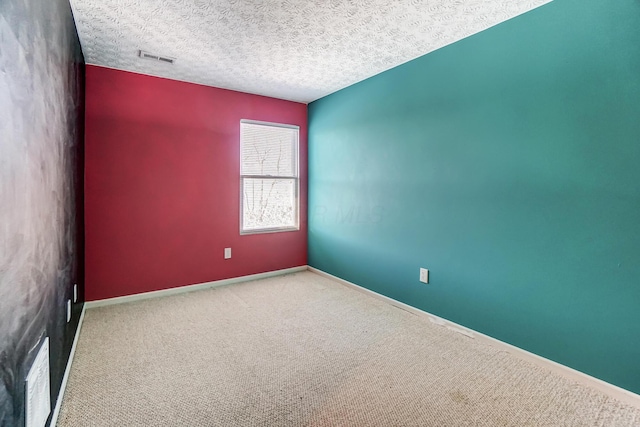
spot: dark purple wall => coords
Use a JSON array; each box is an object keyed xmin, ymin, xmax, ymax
[{"xmin": 0, "ymin": 0, "xmax": 84, "ymax": 425}]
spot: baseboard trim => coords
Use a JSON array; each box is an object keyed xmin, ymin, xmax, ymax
[
  {"xmin": 85, "ymin": 266, "xmax": 308, "ymax": 309},
  {"xmin": 308, "ymin": 266, "xmax": 640, "ymax": 408},
  {"xmin": 50, "ymin": 304, "xmax": 86, "ymax": 427}
]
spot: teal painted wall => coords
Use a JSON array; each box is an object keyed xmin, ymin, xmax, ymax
[{"xmin": 308, "ymin": 0, "xmax": 640, "ymax": 393}]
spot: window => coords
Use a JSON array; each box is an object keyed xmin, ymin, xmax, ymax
[{"xmin": 240, "ymin": 120, "xmax": 299, "ymax": 234}]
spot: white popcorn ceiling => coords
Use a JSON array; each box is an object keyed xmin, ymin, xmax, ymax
[{"xmin": 69, "ymin": 0, "xmax": 551, "ymax": 104}]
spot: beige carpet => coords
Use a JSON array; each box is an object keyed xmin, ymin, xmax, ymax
[{"xmin": 58, "ymin": 271, "xmax": 640, "ymax": 426}]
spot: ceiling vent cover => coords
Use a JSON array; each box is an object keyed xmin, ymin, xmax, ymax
[{"xmin": 138, "ymin": 50, "xmax": 175, "ymax": 64}]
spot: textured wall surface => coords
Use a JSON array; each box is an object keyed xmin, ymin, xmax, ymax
[
  {"xmin": 309, "ymin": 0, "xmax": 640, "ymax": 393},
  {"xmin": 0, "ymin": 0, "xmax": 84, "ymax": 425},
  {"xmin": 85, "ymin": 66, "xmax": 306, "ymax": 301}
]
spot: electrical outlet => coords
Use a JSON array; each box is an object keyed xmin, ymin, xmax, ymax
[
  {"xmin": 66, "ymin": 300, "xmax": 71, "ymax": 323},
  {"xmin": 73, "ymin": 284, "xmax": 77, "ymax": 303},
  {"xmin": 419, "ymin": 268, "xmax": 429, "ymax": 284},
  {"xmin": 224, "ymin": 248, "xmax": 231, "ymax": 259}
]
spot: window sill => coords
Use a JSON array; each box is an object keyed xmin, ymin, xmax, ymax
[{"xmin": 240, "ymin": 226, "xmax": 300, "ymax": 235}]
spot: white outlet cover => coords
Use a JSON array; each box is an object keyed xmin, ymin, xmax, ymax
[
  {"xmin": 224, "ymin": 248, "xmax": 231, "ymax": 259},
  {"xmin": 420, "ymin": 268, "xmax": 429, "ymax": 284},
  {"xmin": 66, "ymin": 300, "xmax": 71, "ymax": 323},
  {"xmin": 26, "ymin": 337, "xmax": 50, "ymax": 427}
]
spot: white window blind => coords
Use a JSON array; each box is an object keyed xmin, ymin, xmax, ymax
[{"xmin": 240, "ymin": 120, "xmax": 299, "ymax": 233}]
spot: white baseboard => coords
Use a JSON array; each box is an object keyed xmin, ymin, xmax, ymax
[
  {"xmin": 308, "ymin": 266, "xmax": 640, "ymax": 409},
  {"xmin": 51, "ymin": 304, "xmax": 86, "ymax": 427},
  {"xmin": 85, "ymin": 266, "xmax": 308, "ymax": 309}
]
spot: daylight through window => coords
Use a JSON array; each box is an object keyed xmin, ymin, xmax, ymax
[{"xmin": 240, "ymin": 120, "xmax": 299, "ymax": 234}]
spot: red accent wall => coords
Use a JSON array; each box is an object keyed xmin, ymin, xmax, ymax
[{"xmin": 85, "ymin": 65, "xmax": 308, "ymax": 301}]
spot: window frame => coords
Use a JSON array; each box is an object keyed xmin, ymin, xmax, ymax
[{"xmin": 239, "ymin": 119, "xmax": 300, "ymax": 235}]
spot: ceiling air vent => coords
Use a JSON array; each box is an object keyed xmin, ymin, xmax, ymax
[{"xmin": 138, "ymin": 50, "xmax": 175, "ymax": 64}]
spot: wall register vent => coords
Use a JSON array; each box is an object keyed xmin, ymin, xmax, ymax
[{"xmin": 26, "ymin": 337, "xmax": 51, "ymax": 427}]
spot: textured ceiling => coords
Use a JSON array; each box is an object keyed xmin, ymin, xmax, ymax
[{"xmin": 69, "ymin": 0, "xmax": 551, "ymax": 103}]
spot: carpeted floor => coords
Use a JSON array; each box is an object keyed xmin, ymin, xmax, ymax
[{"xmin": 58, "ymin": 271, "xmax": 640, "ymax": 426}]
